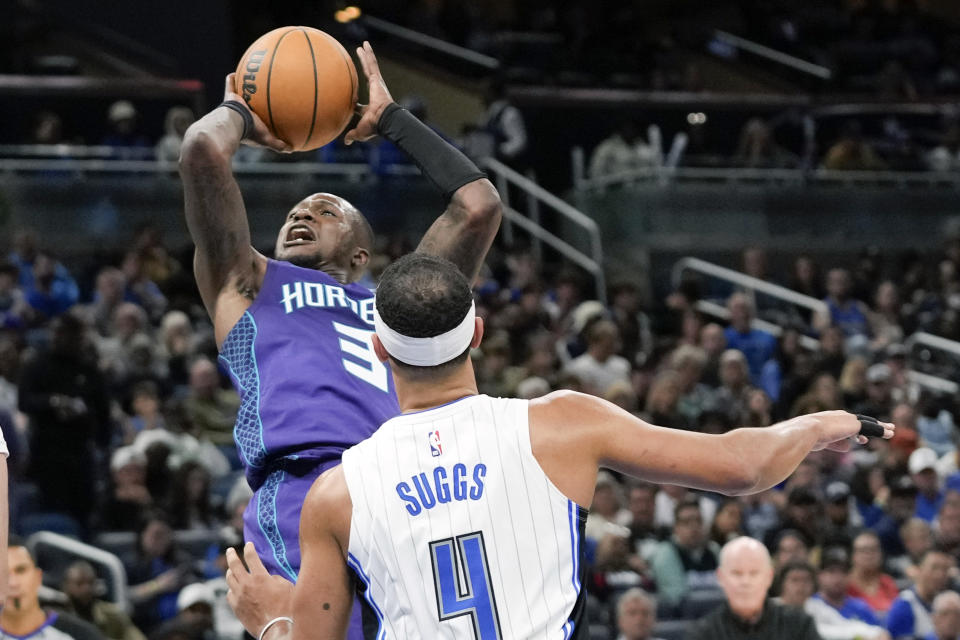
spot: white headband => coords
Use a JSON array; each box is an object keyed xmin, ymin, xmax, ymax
[{"xmin": 373, "ymin": 300, "xmax": 476, "ymax": 367}]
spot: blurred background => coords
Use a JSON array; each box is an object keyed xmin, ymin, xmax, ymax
[{"xmin": 4, "ymin": 1, "xmax": 960, "ymax": 639}]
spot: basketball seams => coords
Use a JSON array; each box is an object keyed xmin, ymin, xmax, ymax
[
  {"xmin": 321, "ymin": 30, "xmax": 358, "ymax": 136},
  {"xmin": 299, "ymin": 27, "xmax": 320, "ymax": 151},
  {"xmin": 265, "ymin": 27, "xmax": 296, "ymax": 145}
]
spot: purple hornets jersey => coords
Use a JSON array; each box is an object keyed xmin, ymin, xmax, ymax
[{"xmin": 219, "ymin": 259, "xmax": 400, "ymax": 491}]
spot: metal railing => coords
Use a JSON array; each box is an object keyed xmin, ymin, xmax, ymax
[
  {"xmin": 674, "ymin": 257, "xmax": 960, "ymax": 395},
  {"xmin": 483, "ymin": 158, "xmax": 606, "ymax": 303},
  {"xmin": 362, "ymin": 15, "xmax": 499, "ymax": 70},
  {"xmin": 574, "ymin": 164, "xmax": 960, "ymax": 192},
  {"xmin": 712, "ymin": 30, "xmax": 833, "ymax": 80},
  {"xmin": 27, "ymin": 531, "xmax": 130, "ymax": 612}
]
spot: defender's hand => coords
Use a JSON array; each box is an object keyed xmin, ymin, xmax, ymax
[
  {"xmin": 226, "ymin": 542, "xmax": 295, "ymax": 637},
  {"xmin": 344, "ymin": 41, "xmax": 395, "ymax": 146},
  {"xmin": 223, "ymin": 74, "xmax": 291, "ymax": 152},
  {"xmin": 810, "ymin": 410, "xmax": 894, "ymax": 453}
]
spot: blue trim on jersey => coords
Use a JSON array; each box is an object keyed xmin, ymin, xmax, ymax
[
  {"xmin": 347, "ymin": 553, "xmax": 385, "ymax": 640},
  {"xmin": 218, "ymin": 312, "xmax": 268, "ymax": 469},
  {"xmin": 257, "ymin": 470, "xmax": 298, "ymax": 582},
  {"xmin": 400, "ymin": 394, "xmax": 476, "ymax": 416},
  {"xmin": 2, "ymin": 612, "xmax": 59, "ymax": 639},
  {"xmin": 565, "ymin": 500, "xmax": 584, "ymax": 639}
]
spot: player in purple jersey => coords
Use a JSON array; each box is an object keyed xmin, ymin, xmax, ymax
[{"xmin": 178, "ymin": 40, "xmax": 501, "ymax": 636}]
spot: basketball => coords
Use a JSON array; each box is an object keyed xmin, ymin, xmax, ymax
[{"xmin": 234, "ymin": 26, "xmax": 358, "ymax": 152}]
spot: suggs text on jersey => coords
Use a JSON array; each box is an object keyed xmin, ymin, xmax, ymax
[{"xmin": 395, "ymin": 464, "xmax": 486, "ymax": 516}]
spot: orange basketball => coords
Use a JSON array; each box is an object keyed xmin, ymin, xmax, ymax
[{"xmin": 235, "ymin": 27, "xmax": 358, "ymax": 151}]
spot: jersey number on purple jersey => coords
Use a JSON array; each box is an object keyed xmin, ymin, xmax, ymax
[{"xmin": 333, "ymin": 321, "xmax": 390, "ymax": 392}]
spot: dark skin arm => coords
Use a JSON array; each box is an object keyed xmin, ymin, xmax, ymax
[
  {"xmin": 345, "ymin": 42, "xmax": 502, "ymax": 284},
  {"xmin": 178, "ymin": 75, "xmax": 288, "ymax": 346}
]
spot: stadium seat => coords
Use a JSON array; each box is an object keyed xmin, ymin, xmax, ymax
[{"xmin": 16, "ymin": 512, "xmax": 82, "ymax": 539}]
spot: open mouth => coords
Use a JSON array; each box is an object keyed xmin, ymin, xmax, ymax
[{"xmin": 284, "ymin": 224, "xmax": 316, "ymax": 247}]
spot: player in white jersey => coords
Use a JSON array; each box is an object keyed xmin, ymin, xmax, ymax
[{"xmin": 224, "ymin": 253, "xmax": 894, "ymax": 640}]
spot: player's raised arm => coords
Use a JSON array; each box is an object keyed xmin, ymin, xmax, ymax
[
  {"xmin": 344, "ymin": 42, "xmax": 501, "ymax": 284},
  {"xmin": 179, "ymin": 75, "xmax": 289, "ymax": 342},
  {"xmin": 530, "ymin": 391, "xmax": 893, "ymax": 506}
]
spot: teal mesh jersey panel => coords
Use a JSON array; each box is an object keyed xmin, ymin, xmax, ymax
[{"xmin": 218, "ymin": 312, "xmax": 267, "ymax": 469}]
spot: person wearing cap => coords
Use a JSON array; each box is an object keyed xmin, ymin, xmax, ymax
[
  {"xmin": 886, "ymin": 547, "xmax": 955, "ymax": 639},
  {"xmin": 101, "ymin": 100, "xmax": 150, "ymax": 151},
  {"xmin": 927, "ymin": 590, "xmax": 960, "ymax": 640},
  {"xmin": 824, "ymin": 482, "xmax": 861, "ymax": 548},
  {"xmin": 150, "ymin": 584, "xmax": 215, "ymax": 640},
  {"xmin": 911, "ymin": 448, "xmax": 945, "ymax": 523}
]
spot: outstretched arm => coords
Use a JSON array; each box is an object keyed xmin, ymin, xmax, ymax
[
  {"xmin": 344, "ymin": 42, "xmax": 501, "ymax": 283},
  {"xmin": 530, "ymin": 391, "xmax": 893, "ymax": 507},
  {"xmin": 179, "ymin": 75, "xmax": 288, "ymax": 344}
]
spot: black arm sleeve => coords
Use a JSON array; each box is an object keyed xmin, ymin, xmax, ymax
[{"xmin": 376, "ymin": 103, "xmax": 486, "ymax": 202}]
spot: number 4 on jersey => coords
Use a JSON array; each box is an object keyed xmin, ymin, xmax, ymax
[
  {"xmin": 429, "ymin": 532, "xmax": 503, "ymax": 640},
  {"xmin": 332, "ymin": 322, "xmax": 390, "ymax": 392}
]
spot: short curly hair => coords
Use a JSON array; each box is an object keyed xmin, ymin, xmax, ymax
[{"xmin": 376, "ymin": 253, "xmax": 473, "ymax": 375}]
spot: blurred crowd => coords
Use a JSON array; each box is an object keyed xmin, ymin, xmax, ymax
[{"xmin": 4, "ymin": 209, "xmax": 960, "ymax": 638}]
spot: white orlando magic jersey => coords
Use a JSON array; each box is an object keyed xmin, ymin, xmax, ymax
[{"xmin": 341, "ymin": 394, "xmax": 588, "ymax": 639}]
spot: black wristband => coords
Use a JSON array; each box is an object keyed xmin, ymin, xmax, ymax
[
  {"xmin": 377, "ymin": 102, "xmax": 486, "ymax": 202},
  {"xmin": 218, "ymin": 100, "xmax": 253, "ymax": 140}
]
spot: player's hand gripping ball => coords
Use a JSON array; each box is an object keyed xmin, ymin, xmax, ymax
[{"xmin": 235, "ymin": 26, "xmax": 359, "ymax": 152}]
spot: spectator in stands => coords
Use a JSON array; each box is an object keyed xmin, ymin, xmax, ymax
[
  {"xmin": 641, "ymin": 371, "xmax": 689, "ymax": 430},
  {"xmin": 777, "ymin": 560, "xmax": 891, "ymax": 640},
  {"xmin": 59, "ymin": 560, "xmax": 146, "ymax": 640},
  {"xmin": 8, "ymin": 229, "xmax": 79, "ymax": 307},
  {"xmin": 773, "ymin": 529, "xmax": 811, "ymax": 570},
  {"xmin": 698, "ymin": 323, "xmax": 727, "ymax": 388},
  {"xmin": 588, "ymin": 120, "xmax": 662, "ymax": 180},
  {"xmin": 563, "ymin": 319, "xmax": 631, "ymax": 396},
  {"xmin": 627, "ymin": 483, "xmax": 663, "ymax": 560},
  {"xmin": 586, "ymin": 471, "xmax": 631, "ymax": 542},
  {"xmin": 870, "ymin": 281, "xmax": 905, "ymax": 352},
  {"xmin": 615, "ymin": 589, "xmax": 664, "ymax": 640},
  {"xmin": 156, "ymin": 107, "xmax": 195, "ymax": 163},
  {"xmin": 913, "ymin": 397, "xmax": 957, "ymax": 460},
  {"xmin": 23, "ymin": 253, "xmax": 78, "ymax": 320},
  {"xmin": 723, "ymin": 293, "xmax": 776, "ymax": 385},
  {"xmin": 790, "ymin": 256, "xmax": 826, "ymax": 303},
  {"xmin": 709, "ymin": 499, "xmax": 745, "ymax": 547},
  {"xmin": 911, "ymin": 448, "xmax": 945, "ymax": 522},
  {"xmin": 815, "ymin": 328, "xmax": 848, "ymax": 379},
  {"xmin": 650, "ymin": 500, "xmax": 720, "ymax": 610},
  {"xmin": 823, "ymin": 121, "xmax": 887, "ymax": 172},
  {"xmin": 817, "ymin": 268, "xmax": 872, "ymax": 339},
  {"xmin": 101, "ymin": 101, "xmax": 151, "ymax": 155},
  {"xmin": 182, "ymin": 358, "xmax": 238, "ymax": 447},
  {"xmin": 848, "ymin": 531, "xmax": 901, "ymax": 618},
  {"xmin": 792, "ymin": 373, "xmax": 843, "ymax": 417},
  {"xmin": 856, "ymin": 364, "xmax": 895, "ymax": 421},
  {"xmin": 892, "ymin": 518, "xmax": 933, "ymax": 578},
  {"xmin": 82, "ymin": 267, "xmax": 127, "ymax": 338},
  {"xmin": 929, "ymin": 590, "xmax": 960, "ymax": 640},
  {"xmin": 887, "ymin": 548, "xmax": 955, "ymax": 639},
  {"xmin": 609, "ymin": 282, "xmax": 652, "ymax": 365},
  {"xmin": 0, "ymin": 262, "xmax": 27, "ymax": 329},
  {"xmin": 127, "ymin": 513, "xmax": 198, "ymax": 633},
  {"xmin": 121, "ymin": 251, "xmax": 167, "ymax": 324},
  {"xmin": 158, "ymin": 312, "xmax": 198, "ymax": 393},
  {"xmin": 735, "ymin": 118, "xmax": 796, "ymax": 168},
  {"xmin": 476, "ymin": 80, "xmax": 528, "ymax": 170},
  {"xmin": 933, "ymin": 501, "xmax": 960, "ymax": 557},
  {"xmin": 823, "ymin": 481, "xmax": 860, "ymax": 548},
  {"xmin": 122, "ymin": 382, "xmax": 167, "ymax": 444},
  {"xmin": 165, "ymin": 461, "xmax": 215, "ymax": 532},
  {"xmin": 687, "ymin": 536, "xmax": 819, "ymax": 639},
  {"xmin": 839, "ymin": 357, "xmax": 869, "ymax": 408},
  {"xmin": 96, "ymin": 445, "xmax": 152, "ymax": 532},
  {"xmin": 654, "ymin": 484, "xmax": 717, "ymax": 533},
  {"xmin": 707, "ymin": 350, "xmax": 752, "ymax": 425},
  {"xmin": 151, "ymin": 583, "xmax": 215, "ymax": 640},
  {"xmin": 18, "ymin": 312, "xmax": 110, "ymax": 526},
  {"xmin": 589, "ymin": 529, "xmax": 648, "ymax": 605},
  {"xmin": 815, "ymin": 548, "xmax": 884, "ymax": 627},
  {"xmin": 2, "ymin": 540, "xmax": 101, "ymax": 640}
]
